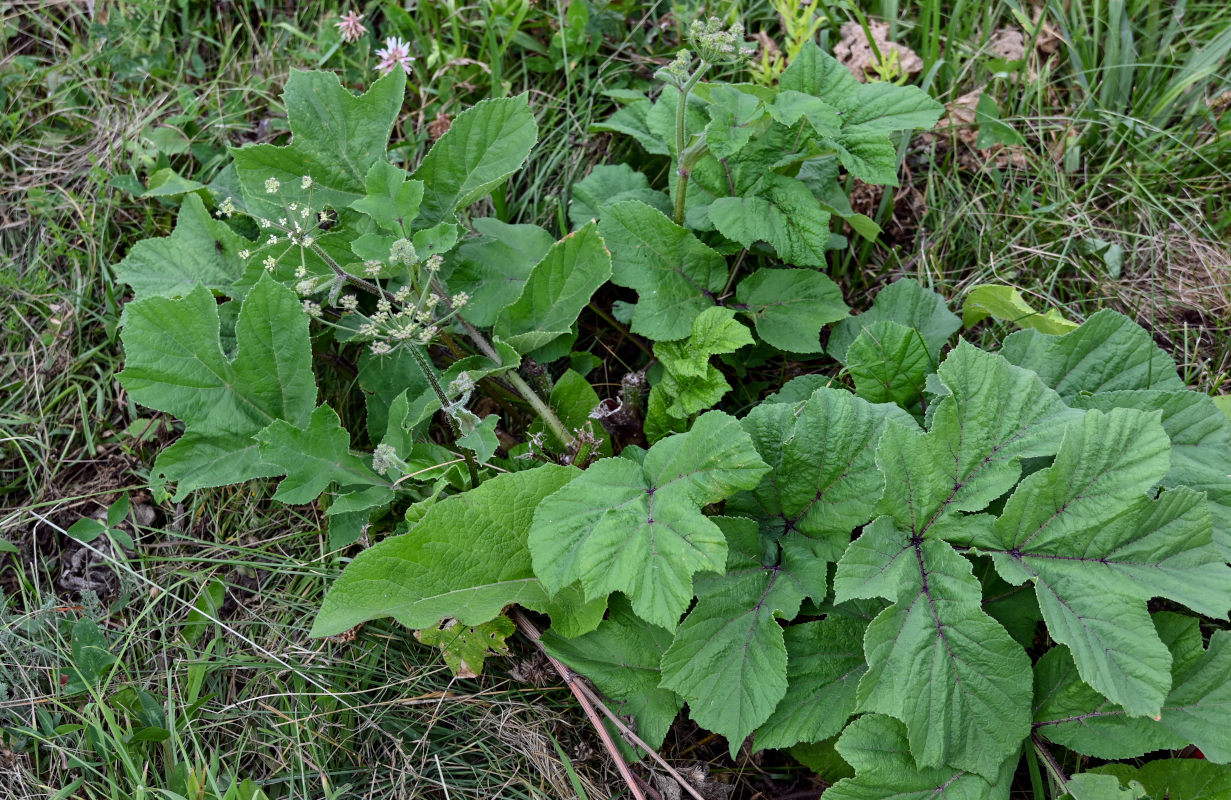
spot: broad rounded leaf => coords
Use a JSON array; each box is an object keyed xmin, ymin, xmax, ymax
[
  {"xmin": 845, "ymin": 320, "xmax": 929, "ymax": 406},
  {"xmin": 710, "ymin": 176, "xmax": 830, "ymax": 266},
  {"xmin": 256, "ymin": 404, "xmax": 387, "ymax": 504},
  {"xmin": 1090, "ymin": 759, "xmax": 1231, "ymax": 799},
  {"xmin": 735, "ymin": 268, "xmax": 848, "ymax": 354},
  {"xmin": 448, "ymin": 218, "xmax": 555, "ymax": 327},
  {"xmin": 412, "ymin": 95, "xmax": 538, "ymax": 226},
  {"xmin": 840, "ymin": 81, "xmax": 944, "ymax": 134},
  {"xmin": 1000, "ymin": 309, "xmax": 1183, "ymax": 399},
  {"xmin": 568, "ymin": 163, "xmax": 670, "ymax": 228},
  {"xmin": 875, "ymin": 343, "xmax": 1081, "ymax": 535},
  {"xmin": 312, "ymin": 466, "xmax": 604, "ymax": 637},
  {"xmin": 350, "ymin": 160, "xmax": 424, "ymax": 234},
  {"xmin": 730, "ymin": 387, "xmax": 897, "ymax": 541},
  {"xmin": 1072, "ymin": 389, "xmax": 1231, "ymax": 558},
  {"xmin": 596, "ymin": 200, "xmax": 725, "ymax": 341},
  {"xmin": 828, "ymin": 279, "xmax": 960, "ymax": 364},
  {"xmin": 1062, "ymin": 774, "xmax": 1146, "ymax": 800},
  {"xmin": 1035, "ymin": 625, "xmax": 1231, "ymax": 764}
]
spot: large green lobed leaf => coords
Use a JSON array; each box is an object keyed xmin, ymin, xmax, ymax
[
  {"xmin": 752, "ymin": 616, "xmax": 867, "ymax": 751},
  {"xmin": 114, "ymin": 194, "xmax": 251, "ymax": 301},
  {"xmin": 734, "ymin": 268, "xmax": 848, "ymax": 354},
  {"xmin": 834, "ymin": 518, "xmax": 1032, "ymax": 779},
  {"xmin": 660, "ymin": 518, "xmax": 829, "ymax": 755},
  {"xmin": 528, "ymin": 412, "xmax": 769, "ymax": 628},
  {"xmin": 117, "ymin": 275, "xmax": 316, "ymax": 498},
  {"xmin": 824, "ymin": 714, "xmax": 1013, "ymax": 800},
  {"xmin": 970, "ymin": 409, "xmax": 1231, "ymax": 717},
  {"xmin": 231, "ymin": 69, "xmax": 405, "ymax": 219},
  {"xmin": 729, "ymin": 387, "xmax": 903, "ymax": 541},
  {"xmin": 596, "ymin": 200, "xmax": 725, "ymax": 341},
  {"xmin": 1035, "ymin": 614, "xmax": 1231, "ymax": 764}
]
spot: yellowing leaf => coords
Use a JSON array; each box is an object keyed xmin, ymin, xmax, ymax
[
  {"xmin": 963, "ymin": 284, "xmax": 1079, "ymax": 334},
  {"xmin": 415, "ymin": 616, "xmax": 515, "ymax": 678}
]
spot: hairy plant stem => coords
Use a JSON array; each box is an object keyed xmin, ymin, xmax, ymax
[
  {"xmin": 672, "ymin": 63, "xmax": 708, "ymax": 226},
  {"xmin": 309, "ymin": 243, "xmax": 577, "ymax": 455},
  {"xmin": 407, "ymin": 344, "xmax": 482, "ymax": 488},
  {"xmin": 430, "ymin": 277, "xmax": 578, "ymax": 451},
  {"xmin": 1031, "ymin": 736, "xmax": 1069, "ymax": 796}
]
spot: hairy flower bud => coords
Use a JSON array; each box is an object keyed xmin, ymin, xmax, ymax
[
  {"xmin": 390, "ymin": 238, "xmax": 417, "ymax": 266},
  {"xmin": 371, "ymin": 442, "xmax": 397, "ymax": 473},
  {"xmin": 687, "ymin": 17, "xmax": 752, "ymax": 64}
]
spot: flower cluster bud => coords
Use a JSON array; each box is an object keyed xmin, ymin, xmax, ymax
[
  {"xmin": 390, "ymin": 238, "xmax": 417, "ymax": 266},
  {"xmin": 657, "ymin": 50, "xmax": 694, "ymax": 87},
  {"xmin": 687, "ymin": 17, "xmax": 752, "ymax": 64}
]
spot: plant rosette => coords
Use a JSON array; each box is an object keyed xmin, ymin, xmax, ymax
[{"xmin": 114, "ymin": 43, "xmax": 1231, "ymax": 798}]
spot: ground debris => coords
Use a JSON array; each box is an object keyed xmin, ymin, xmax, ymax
[{"xmin": 833, "ymin": 20, "xmax": 923, "ymax": 82}]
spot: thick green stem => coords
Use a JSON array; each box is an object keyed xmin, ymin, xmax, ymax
[
  {"xmin": 672, "ymin": 63, "xmax": 708, "ymax": 226},
  {"xmin": 1031, "ymin": 736, "xmax": 1068, "ymax": 797},
  {"xmin": 431, "ymin": 279, "xmax": 577, "ymax": 451},
  {"xmin": 408, "ymin": 344, "xmax": 481, "ymax": 488}
]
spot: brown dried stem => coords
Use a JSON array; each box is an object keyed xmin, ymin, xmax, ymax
[{"xmin": 510, "ymin": 610, "xmax": 707, "ymax": 800}]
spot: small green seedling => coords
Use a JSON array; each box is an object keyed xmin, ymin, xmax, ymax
[{"xmin": 65, "ymin": 494, "xmax": 136, "ymax": 551}]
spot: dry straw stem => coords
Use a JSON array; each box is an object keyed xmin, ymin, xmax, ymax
[
  {"xmin": 511, "ymin": 610, "xmax": 709, "ymax": 800},
  {"xmin": 511, "ymin": 609, "xmax": 649, "ymax": 800}
]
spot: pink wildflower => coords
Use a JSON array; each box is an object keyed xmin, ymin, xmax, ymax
[
  {"xmin": 335, "ymin": 11, "xmax": 367, "ymax": 43},
  {"xmin": 375, "ymin": 36, "xmax": 415, "ymax": 75}
]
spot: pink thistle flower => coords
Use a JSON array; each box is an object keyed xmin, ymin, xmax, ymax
[
  {"xmin": 375, "ymin": 36, "xmax": 415, "ymax": 75},
  {"xmin": 335, "ymin": 11, "xmax": 367, "ymax": 43}
]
